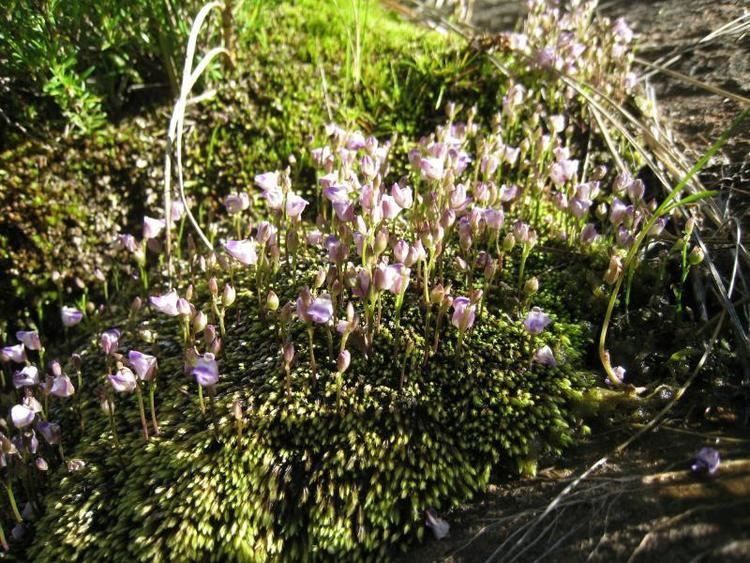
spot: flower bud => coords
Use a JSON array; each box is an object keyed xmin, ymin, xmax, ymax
[
  {"xmin": 176, "ymin": 298, "xmax": 191, "ymax": 316},
  {"xmin": 266, "ymin": 291, "xmax": 280, "ymax": 311},
  {"xmin": 192, "ymin": 310, "xmax": 208, "ymax": 333},
  {"xmin": 688, "ymin": 246, "xmax": 705, "ymax": 266},
  {"xmin": 503, "ymin": 233, "xmax": 516, "ymax": 252},
  {"xmin": 208, "ymin": 277, "xmax": 219, "ymax": 295},
  {"xmin": 337, "ymin": 350, "xmax": 351, "ymax": 373},
  {"xmin": 603, "ymin": 255, "xmax": 623, "ymax": 285},
  {"xmin": 430, "ymin": 284, "xmax": 446, "ymax": 305},
  {"xmin": 131, "ymin": 296, "xmax": 142, "ymax": 313},
  {"xmin": 222, "ymin": 284, "xmax": 236, "ymax": 307},
  {"xmin": 374, "ymin": 230, "xmax": 389, "ymax": 256},
  {"xmin": 314, "ymin": 268, "xmax": 326, "ymax": 289},
  {"xmin": 524, "ymin": 276, "xmax": 539, "ymax": 296},
  {"xmin": 283, "ymin": 342, "xmax": 295, "ymax": 366}
]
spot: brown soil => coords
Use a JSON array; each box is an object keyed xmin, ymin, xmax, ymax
[{"xmin": 402, "ymin": 1, "xmax": 750, "ymax": 561}]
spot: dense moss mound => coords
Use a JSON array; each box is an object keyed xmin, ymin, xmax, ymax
[{"xmin": 29, "ymin": 283, "xmax": 590, "ymax": 560}]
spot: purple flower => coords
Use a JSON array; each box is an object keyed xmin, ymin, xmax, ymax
[
  {"xmin": 420, "ymin": 157, "xmax": 444, "ymax": 181},
  {"xmin": 391, "ymin": 183, "xmax": 413, "ymax": 209},
  {"xmin": 451, "ymin": 297, "xmax": 477, "ymax": 331},
  {"xmin": 484, "ymin": 208, "xmax": 505, "ymax": 230},
  {"xmin": 61, "ymin": 306, "xmax": 83, "ymax": 327},
  {"xmin": 224, "ymin": 192, "xmax": 250, "ymax": 215},
  {"xmin": 609, "ymin": 198, "xmax": 628, "ymax": 226},
  {"xmin": 286, "ymin": 192, "xmax": 309, "ymax": 220},
  {"xmin": 523, "ymin": 307, "xmax": 551, "ymax": 335},
  {"xmin": 254, "ymin": 171, "xmax": 279, "ymax": 192},
  {"xmin": 380, "ymin": 195, "xmax": 402, "ymax": 220},
  {"xmin": 425, "ymin": 508, "xmax": 450, "ymax": 540},
  {"xmin": 580, "ymin": 224, "xmax": 599, "ymax": 245},
  {"xmin": 143, "ymin": 216, "xmax": 166, "ymax": 240},
  {"xmin": 50, "ymin": 374, "xmax": 75, "ymax": 397},
  {"xmin": 13, "ymin": 366, "xmax": 39, "ymax": 388},
  {"xmin": 323, "ymin": 185, "xmax": 350, "ymax": 204},
  {"xmin": 16, "ymin": 331, "xmax": 41, "ymax": 351},
  {"xmin": 613, "ymin": 17, "xmax": 633, "ymax": 43},
  {"xmin": 691, "ymin": 447, "xmax": 720, "ymax": 475},
  {"xmin": 108, "ymin": 367, "xmax": 137, "ymax": 393},
  {"xmin": 192, "ymin": 353, "xmax": 219, "ymax": 387},
  {"xmin": 176, "ymin": 298, "xmax": 191, "ymax": 316},
  {"xmin": 533, "ymin": 346, "xmax": 557, "ymax": 366},
  {"xmin": 116, "ymin": 234, "xmax": 139, "ymax": 253},
  {"xmin": 150, "ymin": 290, "xmax": 180, "ymax": 316},
  {"xmin": 627, "ymin": 179, "xmax": 645, "ymax": 202},
  {"xmin": 374, "ymin": 263, "xmax": 401, "ymax": 293},
  {"xmin": 171, "ymin": 200, "xmax": 185, "ymax": 222},
  {"xmin": 37, "ymin": 422, "xmax": 61, "ymax": 445},
  {"xmin": 297, "ymin": 294, "xmax": 333, "ymax": 324},
  {"xmin": 569, "ymin": 197, "xmax": 591, "ymax": 219},
  {"xmin": 499, "ymin": 184, "xmax": 519, "ymax": 203},
  {"xmin": 128, "ymin": 350, "xmax": 157, "ymax": 382},
  {"xmin": 1, "ymin": 344, "xmax": 26, "ymax": 364},
  {"xmin": 100, "ymin": 329, "xmax": 120, "ymax": 356},
  {"xmin": 605, "ymin": 366, "xmax": 626, "ymax": 386},
  {"xmin": 11, "ymin": 405, "xmax": 35, "ymax": 429},
  {"xmin": 223, "ymin": 239, "xmax": 258, "ymax": 267}
]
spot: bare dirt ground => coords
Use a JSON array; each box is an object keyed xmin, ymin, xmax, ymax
[{"xmin": 403, "ymin": 1, "xmax": 750, "ymax": 561}]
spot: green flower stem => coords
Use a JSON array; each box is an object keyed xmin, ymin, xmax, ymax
[
  {"xmin": 208, "ymin": 391, "xmax": 220, "ymax": 441},
  {"xmin": 4, "ymin": 482, "xmax": 22, "ymax": 523},
  {"xmin": 197, "ymin": 384, "xmax": 206, "ymax": 414},
  {"xmin": 149, "ymin": 383, "xmax": 160, "ymax": 435},
  {"xmin": 106, "ymin": 396, "xmax": 120, "ymax": 448},
  {"xmin": 307, "ymin": 326, "xmax": 317, "ymax": 380},
  {"xmin": 135, "ymin": 385, "xmax": 150, "ymax": 441},
  {"xmin": 0, "ymin": 520, "xmax": 9, "ymax": 551}
]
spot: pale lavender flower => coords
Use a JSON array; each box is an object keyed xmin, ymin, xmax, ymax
[
  {"xmin": 425, "ymin": 508, "xmax": 450, "ymax": 540},
  {"xmin": 569, "ymin": 197, "xmax": 591, "ymax": 219},
  {"xmin": 61, "ymin": 306, "xmax": 83, "ymax": 327},
  {"xmin": 606, "ymin": 365, "xmax": 626, "ymax": 385},
  {"xmin": 480, "ymin": 154, "xmax": 500, "ymax": 177},
  {"xmin": 116, "ymin": 234, "xmax": 139, "ymax": 253},
  {"xmin": 143, "ymin": 216, "xmax": 166, "ymax": 240},
  {"xmin": 420, "ymin": 157, "xmax": 444, "ymax": 181},
  {"xmin": 262, "ymin": 187, "xmax": 283, "ymax": 211},
  {"xmin": 613, "ymin": 17, "xmax": 633, "ymax": 43},
  {"xmin": 337, "ymin": 350, "xmax": 351, "ymax": 373},
  {"xmin": 323, "ymin": 185, "xmax": 349, "ymax": 204},
  {"xmin": 150, "ymin": 289, "xmax": 180, "ymax": 316},
  {"xmin": 484, "ymin": 209, "xmax": 505, "ymax": 231},
  {"xmin": 192, "ymin": 353, "xmax": 219, "ymax": 387},
  {"xmin": 380, "ymin": 195, "xmax": 402, "ymax": 220},
  {"xmin": 50, "ymin": 374, "xmax": 75, "ymax": 397},
  {"xmin": 390, "ymin": 184, "xmax": 410, "ymax": 210},
  {"xmin": 580, "ymin": 224, "xmax": 599, "ymax": 245},
  {"xmin": 523, "ymin": 307, "xmax": 551, "ymax": 335},
  {"xmin": 692, "ymin": 447, "xmax": 720, "ymax": 475},
  {"xmin": 298, "ymin": 294, "xmax": 333, "ymax": 325},
  {"xmin": 333, "ymin": 201, "xmax": 355, "ymax": 222},
  {"xmin": 255, "ymin": 171, "xmax": 279, "ymax": 192},
  {"xmin": 13, "ymin": 366, "xmax": 39, "ymax": 388},
  {"xmin": 451, "ymin": 297, "xmax": 477, "ymax": 331},
  {"xmin": 224, "ymin": 239, "xmax": 258, "ymax": 266},
  {"xmin": 176, "ymin": 298, "xmax": 191, "ymax": 316},
  {"xmin": 37, "ymin": 422, "xmax": 61, "ymax": 445},
  {"xmin": 627, "ymin": 179, "xmax": 645, "ymax": 202},
  {"xmin": 224, "ymin": 192, "xmax": 250, "ymax": 215},
  {"xmin": 499, "ymin": 184, "xmax": 519, "ymax": 202},
  {"xmin": 16, "ymin": 331, "xmax": 41, "ymax": 351},
  {"xmin": 513, "ymin": 221, "xmax": 530, "ymax": 244},
  {"xmin": 1, "ymin": 344, "xmax": 26, "ymax": 364},
  {"xmin": 108, "ymin": 367, "xmax": 137, "ymax": 393},
  {"xmin": 533, "ymin": 345, "xmax": 557, "ymax": 366},
  {"xmin": 100, "ymin": 329, "xmax": 120, "ymax": 356},
  {"xmin": 286, "ymin": 192, "xmax": 309, "ymax": 220},
  {"xmin": 11, "ymin": 405, "xmax": 35, "ymax": 429},
  {"xmin": 394, "ymin": 240, "xmax": 409, "ymax": 263},
  {"xmin": 171, "ymin": 199, "xmax": 185, "ymax": 222},
  {"xmin": 374, "ymin": 263, "xmax": 401, "ymax": 292},
  {"xmin": 609, "ymin": 198, "xmax": 628, "ymax": 226}
]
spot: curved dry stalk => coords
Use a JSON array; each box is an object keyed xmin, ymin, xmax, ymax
[{"xmin": 163, "ymin": 1, "xmax": 230, "ymax": 285}]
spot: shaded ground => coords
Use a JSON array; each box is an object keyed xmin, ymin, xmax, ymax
[{"xmin": 403, "ymin": 1, "xmax": 750, "ymax": 561}]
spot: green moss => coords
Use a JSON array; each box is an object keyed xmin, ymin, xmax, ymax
[{"xmin": 29, "ymin": 271, "xmax": 590, "ymax": 560}]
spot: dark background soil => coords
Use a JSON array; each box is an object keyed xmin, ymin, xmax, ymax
[{"xmin": 403, "ymin": 1, "xmax": 750, "ymax": 561}]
